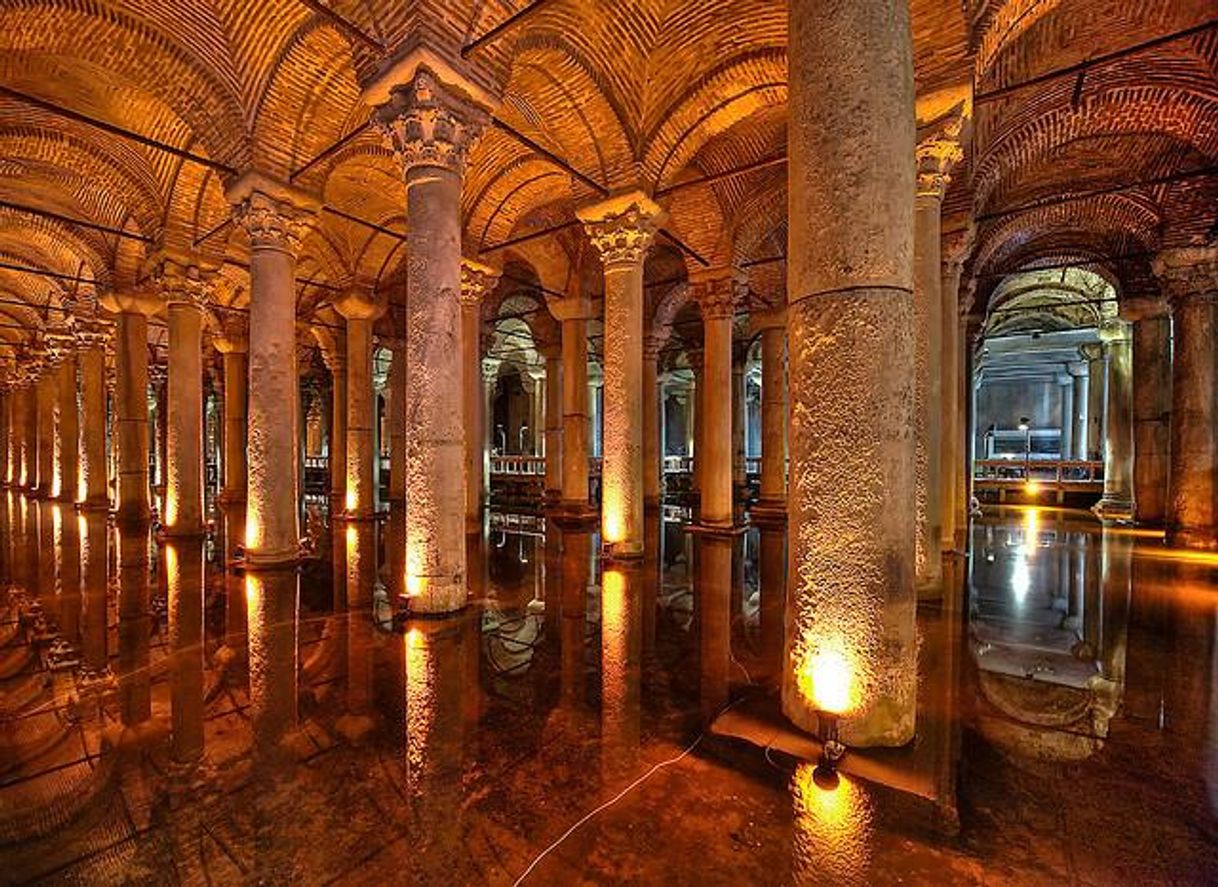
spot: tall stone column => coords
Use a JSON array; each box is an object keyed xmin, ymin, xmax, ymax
[
  {"xmin": 76, "ymin": 321, "xmax": 111, "ymax": 509},
  {"xmin": 1070, "ymin": 364, "xmax": 1089, "ymax": 460},
  {"xmin": 642, "ymin": 336, "xmax": 661, "ymax": 507},
  {"xmin": 784, "ymin": 0, "xmax": 917, "ymax": 746},
  {"xmin": 227, "ymin": 173, "xmax": 319, "ymax": 566},
  {"xmin": 109, "ymin": 294, "xmax": 161, "ymax": 522},
  {"xmin": 215, "ymin": 324, "xmax": 248, "ymax": 505},
  {"xmin": 482, "ymin": 357, "xmax": 500, "ymax": 498},
  {"xmin": 33, "ymin": 366, "xmax": 55, "ymax": 497},
  {"xmin": 369, "ymin": 61, "xmax": 493, "ymax": 612},
  {"xmin": 1154, "ymin": 247, "xmax": 1218, "ymax": 548},
  {"xmin": 158, "ymin": 258, "xmax": 211, "ymax": 537},
  {"xmin": 0, "ymin": 387, "xmax": 9, "ymax": 486},
  {"xmin": 1124, "ymin": 297, "xmax": 1172, "ymax": 526},
  {"xmin": 731, "ymin": 348, "xmax": 747, "ymax": 497},
  {"xmin": 386, "ymin": 339, "xmax": 408, "ymax": 506},
  {"xmin": 15, "ymin": 380, "xmax": 34, "ymax": 488},
  {"xmin": 690, "ymin": 268, "xmax": 741, "ymax": 530},
  {"xmin": 913, "ymin": 134, "xmax": 961, "ymax": 588},
  {"xmin": 334, "ymin": 288, "xmax": 383, "ymax": 520},
  {"xmin": 461, "ymin": 261, "xmax": 497, "ymax": 530},
  {"xmin": 529, "ymin": 368, "xmax": 545, "ymax": 455},
  {"xmin": 1082, "ymin": 342, "xmax": 1106, "ymax": 462},
  {"xmin": 554, "ymin": 299, "xmax": 592, "ymax": 514},
  {"xmin": 1095, "ymin": 318, "xmax": 1134, "ymax": 519},
  {"xmin": 588, "ymin": 361, "xmax": 603, "ymax": 458},
  {"xmin": 324, "ymin": 348, "xmax": 346, "ymax": 505},
  {"xmin": 688, "ymin": 349, "xmax": 704, "ymax": 496},
  {"xmin": 1057, "ymin": 372, "xmax": 1075, "ymax": 460},
  {"xmin": 578, "ymin": 193, "xmax": 663, "ymax": 557},
  {"xmin": 755, "ymin": 316, "xmax": 786, "ymax": 514},
  {"xmin": 55, "ymin": 352, "xmax": 79, "ymax": 502},
  {"xmin": 939, "ymin": 228, "xmax": 972, "ymax": 552},
  {"xmin": 542, "ymin": 345, "xmax": 563, "ymax": 501},
  {"xmin": 166, "ymin": 539, "xmax": 206, "ymax": 770}
]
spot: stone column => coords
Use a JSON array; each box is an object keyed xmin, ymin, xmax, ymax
[
  {"xmin": 1095, "ymin": 318, "xmax": 1134, "ymax": 519},
  {"xmin": 386, "ymin": 337, "xmax": 408, "ymax": 506},
  {"xmin": 588, "ymin": 361, "xmax": 603, "ymax": 458},
  {"xmin": 16, "ymin": 381, "xmax": 34, "ymax": 489},
  {"xmin": 528, "ymin": 367, "xmax": 545, "ymax": 456},
  {"xmin": 690, "ymin": 267, "xmax": 741, "ymax": 530},
  {"xmin": 482, "ymin": 357, "xmax": 500, "ymax": 497},
  {"xmin": 55, "ymin": 352, "xmax": 78, "ymax": 502},
  {"xmin": 76, "ymin": 321, "xmax": 111, "ymax": 509},
  {"xmin": 688, "ymin": 349, "xmax": 704, "ymax": 496},
  {"xmin": 461, "ymin": 261, "xmax": 497, "ymax": 529},
  {"xmin": 1154, "ymin": 247, "xmax": 1218, "ymax": 548},
  {"xmin": 1071, "ymin": 365, "xmax": 1089, "ymax": 460},
  {"xmin": 158, "ymin": 258, "xmax": 211, "ymax": 537},
  {"xmin": 227, "ymin": 173, "xmax": 319, "ymax": 566},
  {"xmin": 215, "ymin": 325, "xmax": 249, "ymax": 504},
  {"xmin": 732, "ymin": 348, "xmax": 747, "ymax": 497},
  {"xmin": 642, "ymin": 335, "xmax": 661, "ymax": 507},
  {"xmin": 369, "ymin": 62, "xmax": 492, "ymax": 613},
  {"xmin": 34, "ymin": 366, "xmax": 55, "ymax": 497},
  {"xmin": 166, "ymin": 539, "xmax": 206, "ymax": 770},
  {"xmin": 756, "ymin": 316, "xmax": 786, "ymax": 512},
  {"xmin": 542, "ymin": 345, "xmax": 563, "ymax": 501},
  {"xmin": 784, "ymin": 0, "xmax": 917, "ymax": 746},
  {"xmin": 554, "ymin": 299, "xmax": 592, "ymax": 513},
  {"xmin": 110, "ymin": 295, "xmax": 159, "ymax": 521},
  {"xmin": 1057, "ymin": 372, "xmax": 1075, "ymax": 460},
  {"xmin": 324, "ymin": 348, "xmax": 346, "ymax": 505},
  {"xmin": 578, "ymin": 193, "xmax": 663, "ymax": 557},
  {"xmin": 913, "ymin": 134, "xmax": 961, "ymax": 588},
  {"xmin": 1124, "ymin": 297, "xmax": 1172, "ymax": 526},
  {"xmin": 334, "ymin": 288, "xmax": 383, "ymax": 520},
  {"xmin": 1082, "ymin": 343, "xmax": 1106, "ymax": 462},
  {"xmin": 939, "ymin": 228, "xmax": 972, "ymax": 552}
]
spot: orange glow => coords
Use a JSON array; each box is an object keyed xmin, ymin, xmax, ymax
[
  {"xmin": 404, "ymin": 626, "xmax": 433, "ymax": 779},
  {"xmin": 603, "ymin": 496, "xmax": 624, "ymax": 544},
  {"xmin": 791, "ymin": 763, "xmax": 873, "ymax": 885},
  {"xmin": 245, "ymin": 510, "xmax": 261, "ymax": 550},
  {"xmin": 798, "ymin": 644, "xmax": 854, "ymax": 715},
  {"xmin": 1024, "ymin": 480, "xmax": 1040, "ymax": 495},
  {"xmin": 164, "ymin": 492, "xmax": 178, "ymax": 528},
  {"xmin": 345, "ymin": 482, "xmax": 357, "ymax": 514}
]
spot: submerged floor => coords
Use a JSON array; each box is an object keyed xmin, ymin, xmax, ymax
[{"xmin": 0, "ymin": 495, "xmax": 1216, "ymax": 885}]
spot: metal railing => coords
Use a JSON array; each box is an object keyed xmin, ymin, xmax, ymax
[
  {"xmin": 490, "ymin": 454, "xmax": 546, "ymax": 476},
  {"xmin": 974, "ymin": 458, "xmax": 1104, "ymax": 488}
]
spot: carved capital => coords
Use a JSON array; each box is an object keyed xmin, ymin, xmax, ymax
[
  {"xmin": 226, "ymin": 173, "xmax": 319, "ymax": 255},
  {"xmin": 577, "ymin": 192, "xmax": 665, "ymax": 270},
  {"xmin": 73, "ymin": 316, "xmax": 113, "ymax": 351},
  {"xmin": 460, "ymin": 259, "xmax": 500, "ymax": 308},
  {"xmin": 153, "ymin": 254, "xmax": 214, "ymax": 310},
  {"xmin": 481, "ymin": 357, "xmax": 502, "ymax": 384},
  {"xmin": 1152, "ymin": 246, "xmax": 1218, "ymax": 308},
  {"xmin": 690, "ymin": 267, "xmax": 746, "ymax": 320},
  {"xmin": 372, "ymin": 67, "xmax": 490, "ymax": 177},
  {"xmin": 1098, "ymin": 317, "xmax": 1131, "ymax": 345},
  {"xmin": 916, "ymin": 137, "xmax": 964, "ymax": 200},
  {"xmin": 941, "ymin": 225, "xmax": 975, "ymax": 277}
]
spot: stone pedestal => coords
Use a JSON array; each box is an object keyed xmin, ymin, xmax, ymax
[
  {"xmin": 1124, "ymin": 298, "xmax": 1172, "ymax": 526},
  {"xmin": 335, "ymin": 288, "xmax": 383, "ymax": 520},
  {"xmin": 370, "ymin": 62, "xmax": 492, "ymax": 612},
  {"xmin": 461, "ymin": 261, "xmax": 498, "ymax": 531},
  {"xmin": 690, "ymin": 268, "xmax": 742, "ymax": 530},
  {"xmin": 216, "ymin": 332, "xmax": 248, "ymax": 505},
  {"xmin": 228, "ymin": 173, "xmax": 319, "ymax": 566},
  {"xmin": 783, "ymin": 0, "xmax": 917, "ymax": 747},
  {"xmin": 1154, "ymin": 247, "xmax": 1218, "ymax": 548},
  {"xmin": 1095, "ymin": 319, "xmax": 1134, "ymax": 520},
  {"xmin": 578, "ymin": 193, "xmax": 663, "ymax": 557},
  {"xmin": 756, "ymin": 319, "xmax": 786, "ymax": 515}
]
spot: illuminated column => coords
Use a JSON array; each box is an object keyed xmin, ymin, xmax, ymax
[
  {"xmin": 215, "ymin": 324, "xmax": 248, "ymax": 505},
  {"xmin": 324, "ymin": 347, "xmax": 346, "ymax": 505},
  {"xmin": 461, "ymin": 261, "xmax": 498, "ymax": 530},
  {"xmin": 732, "ymin": 349, "xmax": 747, "ymax": 498},
  {"xmin": 939, "ymin": 228, "xmax": 972, "ymax": 552},
  {"xmin": 689, "ymin": 349, "xmax": 704, "ymax": 496},
  {"xmin": 913, "ymin": 133, "xmax": 961, "ymax": 587},
  {"xmin": 1154, "ymin": 247, "xmax": 1218, "ymax": 548},
  {"xmin": 369, "ymin": 62, "xmax": 493, "ymax": 613},
  {"xmin": 0, "ymin": 388, "xmax": 9, "ymax": 487},
  {"xmin": 110, "ymin": 294, "xmax": 161, "ymax": 522},
  {"xmin": 55, "ymin": 351, "xmax": 78, "ymax": 502},
  {"xmin": 387, "ymin": 338, "xmax": 407, "ymax": 505},
  {"xmin": 15, "ymin": 380, "xmax": 34, "ymax": 489},
  {"xmin": 334, "ymin": 288, "xmax": 383, "ymax": 520},
  {"xmin": 1124, "ymin": 296, "xmax": 1172, "ymax": 526},
  {"xmin": 166, "ymin": 539, "xmax": 205, "ymax": 770},
  {"xmin": 1070, "ymin": 364, "xmax": 1089, "ymax": 460},
  {"xmin": 642, "ymin": 335, "xmax": 661, "ymax": 507},
  {"xmin": 784, "ymin": 0, "xmax": 917, "ymax": 745},
  {"xmin": 158, "ymin": 258, "xmax": 211, "ymax": 537},
  {"xmin": 578, "ymin": 193, "xmax": 663, "ymax": 557},
  {"xmin": 529, "ymin": 368, "xmax": 545, "ymax": 456},
  {"xmin": 690, "ymin": 267, "xmax": 741, "ymax": 530},
  {"xmin": 587, "ymin": 362, "xmax": 602, "ymax": 458},
  {"xmin": 227, "ymin": 173, "xmax": 318, "ymax": 566},
  {"xmin": 755, "ymin": 315, "xmax": 786, "ymax": 513},
  {"xmin": 482, "ymin": 357, "xmax": 500, "ymax": 494},
  {"xmin": 1095, "ymin": 318, "xmax": 1134, "ymax": 520},
  {"xmin": 1082, "ymin": 342, "xmax": 1106, "ymax": 462},
  {"xmin": 76, "ymin": 321, "xmax": 111, "ymax": 509},
  {"xmin": 1057, "ymin": 372, "xmax": 1075, "ymax": 460},
  {"xmin": 554, "ymin": 298, "xmax": 592, "ymax": 513},
  {"xmin": 33, "ymin": 365, "xmax": 55, "ymax": 497},
  {"xmin": 542, "ymin": 345, "xmax": 563, "ymax": 501}
]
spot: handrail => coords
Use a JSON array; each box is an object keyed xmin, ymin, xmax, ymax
[{"xmin": 974, "ymin": 458, "xmax": 1104, "ymax": 486}]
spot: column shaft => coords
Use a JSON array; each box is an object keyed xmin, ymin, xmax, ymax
[
  {"xmin": 544, "ymin": 353, "xmax": 563, "ymax": 499},
  {"xmin": 693, "ymin": 280, "xmax": 735, "ymax": 529},
  {"xmin": 461, "ymin": 291, "xmax": 483, "ymax": 528},
  {"xmin": 758, "ymin": 326, "xmax": 786, "ymax": 505},
  {"xmin": 56, "ymin": 356, "xmax": 78, "ymax": 501},
  {"xmin": 1072, "ymin": 371, "xmax": 1089, "ymax": 460},
  {"xmin": 913, "ymin": 189, "xmax": 944, "ymax": 585},
  {"xmin": 1131, "ymin": 312, "xmax": 1171, "ymax": 525},
  {"xmin": 79, "ymin": 345, "xmax": 109, "ymax": 508},
  {"xmin": 1059, "ymin": 376, "xmax": 1075, "ymax": 461},
  {"xmin": 939, "ymin": 261, "xmax": 963, "ymax": 551},
  {"xmin": 1167, "ymin": 291, "xmax": 1217, "ymax": 546},
  {"xmin": 1096, "ymin": 321, "xmax": 1134, "ymax": 518},
  {"xmin": 388, "ymin": 341, "xmax": 407, "ymax": 504},
  {"xmin": 561, "ymin": 317, "xmax": 590, "ymax": 510},
  {"xmin": 1085, "ymin": 346, "xmax": 1106, "ymax": 462},
  {"xmin": 116, "ymin": 312, "xmax": 151, "ymax": 520},
  {"xmin": 220, "ymin": 348, "xmax": 248, "ymax": 502},
  {"xmin": 643, "ymin": 343, "xmax": 660, "ymax": 506},
  {"xmin": 344, "ymin": 315, "xmax": 375, "ymax": 518},
  {"xmin": 329, "ymin": 360, "xmax": 347, "ymax": 503},
  {"xmin": 35, "ymin": 371, "xmax": 55, "ymax": 496},
  {"xmin": 601, "ymin": 259, "xmax": 646, "ymax": 552},
  {"xmin": 165, "ymin": 301, "xmax": 205, "ymax": 535}
]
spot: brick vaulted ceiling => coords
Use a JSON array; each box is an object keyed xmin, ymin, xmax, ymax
[{"xmin": 0, "ymin": 0, "xmax": 1214, "ymax": 370}]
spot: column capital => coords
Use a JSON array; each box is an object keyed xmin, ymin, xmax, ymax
[
  {"xmin": 460, "ymin": 258, "xmax": 500, "ymax": 307},
  {"xmin": 226, "ymin": 171, "xmax": 320, "ymax": 255},
  {"xmin": 1098, "ymin": 317, "xmax": 1131, "ymax": 345},
  {"xmin": 1067, "ymin": 360, "xmax": 1089, "ymax": 377},
  {"xmin": 916, "ymin": 136, "xmax": 964, "ymax": 200},
  {"xmin": 689, "ymin": 266, "xmax": 746, "ymax": 320},
  {"xmin": 101, "ymin": 288, "xmax": 163, "ymax": 317},
  {"xmin": 72, "ymin": 316, "xmax": 114, "ymax": 351},
  {"xmin": 1118, "ymin": 294, "xmax": 1170, "ymax": 323},
  {"xmin": 333, "ymin": 285, "xmax": 384, "ymax": 321},
  {"xmin": 150, "ymin": 252, "xmax": 215, "ymax": 310},
  {"xmin": 749, "ymin": 307, "xmax": 786, "ymax": 334},
  {"xmin": 1151, "ymin": 246, "xmax": 1218, "ymax": 307},
  {"xmin": 941, "ymin": 224, "xmax": 975, "ymax": 276},
  {"xmin": 576, "ymin": 191, "xmax": 666, "ymax": 269},
  {"xmin": 1079, "ymin": 342, "xmax": 1104, "ymax": 361},
  {"xmin": 213, "ymin": 313, "xmax": 249, "ymax": 354},
  {"xmin": 481, "ymin": 356, "xmax": 501, "ymax": 384},
  {"xmin": 549, "ymin": 294, "xmax": 594, "ymax": 322}
]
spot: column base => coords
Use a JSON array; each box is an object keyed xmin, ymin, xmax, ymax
[
  {"xmin": 602, "ymin": 539, "xmax": 644, "ymax": 561},
  {"xmin": 1166, "ymin": 525, "xmax": 1218, "ymax": 550},
  {"xmin": 557, "ymin": 501, "xmax": 599, "ymax": 524},
  {"xmin": 244, "ymin": 546, "xmax": 301, "ymax": 569},
  {"xmin": 1092, "ymin": 496, "xmax": 1134, "ymax": 522},
  {"xmin": 160, "ymin": 523, "xmax": 207, "ymax": 539},
  {"xmin": 215, "ymin": 490, "xmax": 247, "ymax": 507},
  {"xmin": 749, "ymin": 500, "xmax": 787, "ymax": 526},
  {"xmin": 684, "ymin": 521, "xmax": 748, "ymax": 538},
  {"xmin": 114, "ymin": 505, "xmax": 153, "ymax": 524}
]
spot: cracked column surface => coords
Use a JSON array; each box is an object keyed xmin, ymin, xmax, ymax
[
  {"xmin": 335, "ymin": 287, "xmax": 383, "ymax": 521},
  {"xmin": 1155, "ymin": 247, "xmax": 1218, "ymax": 548},
  {"xmin": 783, "ymin": 0, "xmax": 917, "ymax": 747},
  {"xmin": 579, "ymin": 192, "xmax": 663, "ymax": 558},
  {"xmin": 461, "ymin": 260, "xmax": 499, "ymax": 532},
  {"xmin": 1124, "ymin": 297, "xmax": 1172, "ymax": 527},
  {"xmin": 370, "ymin": 60, "xmax": 493, "ymax": 613},
  {"xmin": 1095, "ymin": 318, "xmax": 1134, "ymax": 520},
  {"xmin": 228, "ymin": 172, "xmax": 319, "ymax": 567},
  {"xmin": 76, "ymin": 319, "xmax": 111, "ymax": 509}
]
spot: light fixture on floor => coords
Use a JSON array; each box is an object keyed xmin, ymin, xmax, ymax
[{"xmin": 814, "ymin": 709, "xmax": 846, "ymax": 789}]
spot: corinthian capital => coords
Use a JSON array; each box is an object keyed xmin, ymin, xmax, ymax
[
  {"xmin": 460, "ymin": 258, "xmax": 500, "ymax": 308},
  {"xmin": 226, "ymin": 172, "xmax": 320, "ymax": 255},
  {"xmin": 689, "ymin": 266, "xmax": 746, "ymax": 320},
  {"xmin": 577, "ymin": 192, "xmax": 665, "ymax": 269},
  {"xmin": 151, "ymin": 252, "xmax": 215, "ymax": 309},
  {"xmin": 1152, "ymin": 246, "xmax": 1218, "ymax": 307},
  {"xmin": 372, "ymin": 65, "xmax": 491, "ymax": 177}
]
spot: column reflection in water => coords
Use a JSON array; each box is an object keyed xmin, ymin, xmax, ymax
[
  {"xmin": 53, "ymin": 503, "xmax": 82, "ymax": 651},
  {"xmin": 245, "ymin": 568, "xmax": 300, "ymax": 755},
  {"xmin": 216, "ymin": 504, "xmax": 248, "ymax": 688},
  {"xmin": 560, "ymin": 529, "xmax": 592, "ymax": 713},
  {"xmin": 696, "ymin": 536, "xmax": 733, "ymax": 722},
  {"xmin": 78, "ymin": 509, "xmax": 110, "ymax": 685},
  {"xmin": 757, "ymin": 525, "xmax": 787, "ymax": 685},
  {"xmin": 337, "ymin": 521, "xmax": 376, "ymax": 744},
  {"xmin": 166, "ymin": 539, "xmax": 205, "ymax": 770},
  {"xmin": 790, "ymin": 764, "xmax": 875, "ymax": 886},
  {"xmin": 600, "ymin": 562, "xmax": 641, "ymax": 785},
  {"xmin": 117, "ymin": 523, "xmax": 152, "ymax": 730}
]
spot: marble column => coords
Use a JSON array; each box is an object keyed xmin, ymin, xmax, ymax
[
  {"xmin": 325, "ymin": 348, "xmax": 347, "ymax": 505},
  {"xmin": 642, "ymin": 336, "xmax": 661, "ymax": 507},
  {"xmin": 756, "ymin": 317, "xmax": 786, "ymax": 512},
  {"xmin": 166, "ymin": 539, "xmax": 206, "ymax": 770},
  {"xmin": 461, "ymin": 261, "xmax": 497, "ymax": 530},
  {"xmin": 578, "ymin": 193, "xmax": 663, "ymax": 557},
  {"xmin": 784, "ymin": 0, "xmax": 917, "ymax": 746},
  {"xmin": 1095, "ymin": 318, "xmax": 1134, "ymax": 519},
  {"xmin": 913, "ymin": 134, "xmax": 961, "ymax": 588},
  {"xmin": 1154, "ymin": 247, "xmax": 1218, "ymax": 548},
  {"xmin": 555, "ymin": 300, "xmax": 592, "ymax": 513},
  {"xmin": 227, "ymin": 173, "xmax": 318, "ymax": 566},
  {"xmin": 335, "ymin": 288, "xmax": 383, "ymax": 520},
  {"xmin": 16, "ymin": 381, "xmax": 34, "ymax": 489},
  {"xmin": 1071, "ymin": 365, "xmax": 1089, "ymax": 460},
  {"xmin": 34, "ymin": 366, "xmax": 55, "ymax": 497},
  {"xmin": 542, "ymin": 345, "xmax": 563, "ymax": 501},
  {"xmin": 1082, "ymin": 342, "xmax": 1106, "ymax": 462},
  {"xmin": 731, "ymin": 349, "xmax": 747, "ymax": 497},
  {"xmin": 690, "ymin": 268, "xmax": 741, "ymax": 530},
  {"xmin": 529, "ymin": 367, "xmax": 545, "ymax": 456},
  {"xmin": 76, "ymin": 322, "xmax": 111, "ymax": 509},
  {"xmin": 110, "ymin": 297, "xmax": 158, "ymax": 522},
  {"xmin": 939, "ymin": 229, "xmax": 972, "ymax": 552},
  {"xmin": 55, "ymin": 352, "xmax": 78, "ymax": 502},
  {"xmin": 689, "ymin": 349, "xmax": 704, "ymax": 496},
  {"xmin": 215, "ymin": 326, "xmax": 248, "ymax": 505},
  {"xmin": 370, "ymin": 63, "xmax": 492, "ymax": 613},
  {"xmin": 1124, "ymin": 297, "xmax": 1172, "ymax": 526},
  {"xmin": 1057, "ymin": 372, "xmax": 1075, "ymax": 461},
  {"xmin": 159, "ymin": 259, "xmax": 211, "ymax": 537},
  {"xmin": 387, "ymin": 338, "xmax": 408, "ymax": 506}
]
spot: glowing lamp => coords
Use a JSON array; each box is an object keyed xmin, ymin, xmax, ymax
[
  {"xmin": 798, "ymin": 646, "xmax": 851, "ymax": 781},
  {"xmin": 405, "ymin": 572, "xmax": 424, "ymax": 597},
  {"xmin": 345, "ymin": 484, "xmax": 357, "ymax": 515},
  {"xmin": 1024, "ymin": 480, "xmax": 1040, "ymax": 496}
]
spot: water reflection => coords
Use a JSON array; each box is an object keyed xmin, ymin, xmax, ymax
[{"xmin": 790, "ymin": 764, "xmax": 874, "ymax": 886}]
